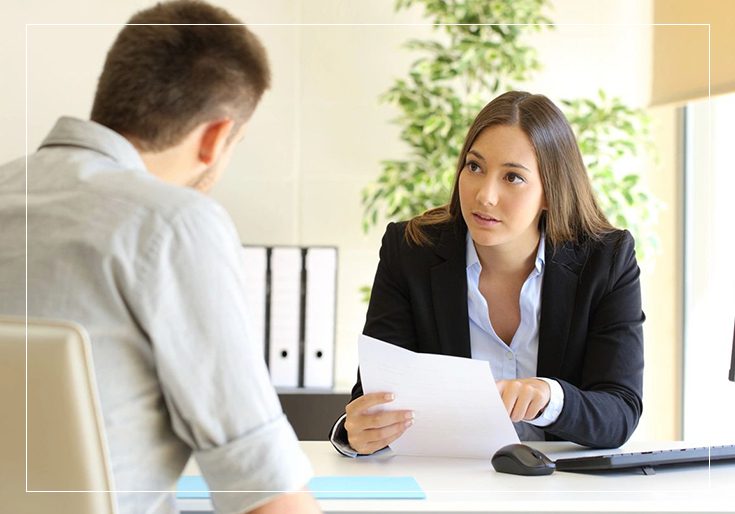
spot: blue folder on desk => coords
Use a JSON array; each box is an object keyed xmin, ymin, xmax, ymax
[
  {"xmin": 177, "ymin": 476, "xmax": 210, "ymax": 499},
  {"xmin": 309, "ymin": 476, "xmax": 425, "ymax": 499},
  {"xmin": 177, "ymin": 475, "xmax": 425, "ymax": 500}
]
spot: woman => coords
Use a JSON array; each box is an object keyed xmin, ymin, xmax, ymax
[{"xmin": 330, "ymin": 91, "xmax": 644, "ymax": 456}]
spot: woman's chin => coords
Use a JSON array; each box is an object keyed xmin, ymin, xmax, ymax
[{"xmin": 468, "ymin": 230, "xmax": 505, "ymax": 248}]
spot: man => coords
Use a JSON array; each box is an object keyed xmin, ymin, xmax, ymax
[{"xmin": 0, "ymin": 1, "xmax": 320, "ymax": 513}]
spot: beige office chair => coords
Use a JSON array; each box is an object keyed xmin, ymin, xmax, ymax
[{"xmin": 0, "ymin": 316, "xmax": 117, "ymax": 514}]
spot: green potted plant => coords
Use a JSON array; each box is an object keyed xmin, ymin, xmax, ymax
[{"xmin": 361, "ymin": 0, "xmax": 658, "ymax": 281}]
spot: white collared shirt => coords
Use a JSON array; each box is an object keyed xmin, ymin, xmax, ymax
[{"xmin": 465, "ymin": 231, "xmax": 564, "ymax": 441}]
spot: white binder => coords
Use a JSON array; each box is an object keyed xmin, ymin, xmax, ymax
[
  {"xmin": 303, "ymin": 247, "xmax": 337, "ymax": 389},
  {"xmin": 240, "ymin": 246, "xmax": 268, "ymax": 356},
  {"xmin": 268, "ymin": 247, "xmax": 302, "ymax": 388}
]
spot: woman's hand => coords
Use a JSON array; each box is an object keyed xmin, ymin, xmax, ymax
[
  {"xmin": 496, "ymin": 378, "xmax": 550, "ymax": 422},
  {"xmin": 344, "ymin": 392, "xmax": 414, "ymax": 455}
]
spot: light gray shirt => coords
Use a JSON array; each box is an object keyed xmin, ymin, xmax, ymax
[{"xmin": 0, "ymin": 117, "xmax": 311, "ymax": 514}]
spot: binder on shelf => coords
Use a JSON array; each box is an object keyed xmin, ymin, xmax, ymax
[
  {"xmin": 240, "ymin": 246, "xmax": 268, "ymax": 357},
  {"xmin": 268, "ymin": 247, "xmax": 302, "ymax": 388},
  {"xmin": 303, "ymin": 247, "xmax": 337, "ymax": 389}
]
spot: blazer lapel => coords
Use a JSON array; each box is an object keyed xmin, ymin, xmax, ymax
[
  {"xmin": 537, "ymin": 240, "xmax": 586, "ymax": 378},
  {"xmin": 430, "ymin": 223, "xmax": 471, "ymax": 358}
]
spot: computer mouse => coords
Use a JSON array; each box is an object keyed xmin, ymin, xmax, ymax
[{"xmin": 491, "ymin": 443, "xmax": 556, "ymax": 476}]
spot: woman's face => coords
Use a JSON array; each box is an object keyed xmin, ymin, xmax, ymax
[{"xmin": 458, "ymin": 124, "xmax": 546, "ymax": 251}]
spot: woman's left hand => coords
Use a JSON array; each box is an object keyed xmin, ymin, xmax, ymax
[{"xmin": 495, "ymin": 378, "xmax": 551, "ymax": 422}]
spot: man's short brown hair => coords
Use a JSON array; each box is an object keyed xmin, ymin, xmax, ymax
[{"xmin": 91, "ymin": 0, "xmax": 270, "ymax": 151}]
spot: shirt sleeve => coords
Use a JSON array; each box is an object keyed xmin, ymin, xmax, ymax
[
  {"xmin": 526, "ymin": 378, "xmax": 564, "ymax": 427},
  {"xmin": 328, "ymin": 414, "xmax": 358, "ymax": 458},
  {"xmin": 132, "ymin": 198, "xmax": 312, "ymax": 513}
]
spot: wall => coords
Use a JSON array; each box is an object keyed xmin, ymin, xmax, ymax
[
  {"xmin": 2, "ymin": 0, "xmax": 680, "ymax": 440},
  {"xmin": 652, "ymin": 0, "xmax": 735, "ymax": 105}
]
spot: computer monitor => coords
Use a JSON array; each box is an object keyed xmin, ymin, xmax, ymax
[{"xmin": 730, "ymin": 318, "xmax": 735, "ymax": 382}]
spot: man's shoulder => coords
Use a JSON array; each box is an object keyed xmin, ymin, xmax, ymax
[
  {"xmin": 111, "ymin": 177, "xmax": 237, "ymax": 259},
  {"xmin": 19, "ymin": 143, "xmax": 232, "ymax": 249},
  {"xmin": 117, "ymin": 173, "xmax": 226, "ymax": 226},
  {"xmin": 0, "ymin": 156, "xmax": 29, "ymax": 189}
]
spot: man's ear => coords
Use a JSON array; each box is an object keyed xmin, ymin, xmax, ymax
[{"xmin": 197, "ymin": 118, "xmax": 235, "ymax": 166}]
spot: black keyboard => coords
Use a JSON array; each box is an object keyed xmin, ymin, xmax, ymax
[{"xmin": 554, "ymin": 444, "xmax": 735, "ymax": 472}]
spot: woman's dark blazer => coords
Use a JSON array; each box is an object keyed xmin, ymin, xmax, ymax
[{"xmin": 334, "ymin": 220, "xmax": 644, "ymax": 450}]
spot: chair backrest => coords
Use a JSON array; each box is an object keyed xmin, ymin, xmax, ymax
[{"xmin": 0, "ymin": 316, "xmax": 117, "ymax": 514}]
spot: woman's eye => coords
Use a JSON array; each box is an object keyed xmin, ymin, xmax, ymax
[
  {"xmin": 506, "ymin": 172, "xmax": 526, "ymax": 184},
  {"xmin": 466, "ymin": 161, "xmax": 481, "ymax": 173}
]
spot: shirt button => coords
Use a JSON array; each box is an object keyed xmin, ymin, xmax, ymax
[{"xmin": 506, "ymin": 352, "xmax": 513, "ymax": 360}]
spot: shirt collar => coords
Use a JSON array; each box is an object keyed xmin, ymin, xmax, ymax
[
  {"xmin": 39, "ymin": 116, "xmax": 148, "ymax": 173},
  {"xmin": 465, "ymin": 230, "xmax": 546, "ymax": 273},
  {"xmin": 535, "ymin": 234, "xmax": 546, "ymax": 273},
  {"xmin": 466, "ymin": 231, "xmax": 481, "ymax": 270}
]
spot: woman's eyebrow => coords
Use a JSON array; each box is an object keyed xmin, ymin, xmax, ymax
[
  {"xmin": 467, "ymin": 149, "xmax": 486, "ymax": 162},
  {"xmin": 503, "ymin": 162, "xmax": 531, "ymax": 172},
  {"xmin": 468, "ymin": 150, "xmax": 532, "ymax": 172}
]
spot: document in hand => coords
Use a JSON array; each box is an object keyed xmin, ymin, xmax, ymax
[{"xmin": 358, "ymin": 334, "xmax": 520, "ymax": 459}]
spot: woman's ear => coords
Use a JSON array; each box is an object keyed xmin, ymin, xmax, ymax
[{"xmin": 197, "ymin": 118, "xmax": 235, "ymax": 166}]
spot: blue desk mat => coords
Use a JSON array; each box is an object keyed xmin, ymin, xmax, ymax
[{"xmin": 177, "ymin": 475, "xmax": 425, "ymax": 500}]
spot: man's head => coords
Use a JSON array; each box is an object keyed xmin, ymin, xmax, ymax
[
  {"xmin": 91, "ymin": 0, "xmax": 270, "ymax": 191},
  {"xmin": 91, "ymin": 0, "xmax": 270, "ymax": 192}
]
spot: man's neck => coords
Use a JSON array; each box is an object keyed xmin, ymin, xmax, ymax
[{"xmin": 129, "ymin": 135, "xmax": 201, "ymax": 187}]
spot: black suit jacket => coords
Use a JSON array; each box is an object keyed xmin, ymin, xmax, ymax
[{"xmin": 335, "ymin": 220, "xmax": 644, "ymax": 450}]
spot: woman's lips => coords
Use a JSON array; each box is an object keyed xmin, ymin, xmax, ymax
[{"xmin": 472, "ymin": 212, "xmax": 501, "ymax": 227}]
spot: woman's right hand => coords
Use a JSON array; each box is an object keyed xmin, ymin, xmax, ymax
[{"xmin": 344, "ymin": 392, "xmax": 414, "ymax": 455}]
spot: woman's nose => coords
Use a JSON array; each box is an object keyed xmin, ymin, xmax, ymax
[{"xmin": 476, "ymin": 177, "xmax": 499, "ymax": 207}]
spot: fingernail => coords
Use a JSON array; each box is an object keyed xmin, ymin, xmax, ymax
[
  {"xmin": 404, "ymin": 411, "xmax": 414, "ymax": 420},
  {"xmin": 404, "ymin": 420, "xmax": 413, "ymax": 428},
  {"xmin": 384, "ymin": 393, "xmax": 395, "ymax": 401}
]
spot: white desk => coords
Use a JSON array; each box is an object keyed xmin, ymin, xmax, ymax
[{"xmin": 178, "ymin": 441, "xmax": 735, "ymax": 513}]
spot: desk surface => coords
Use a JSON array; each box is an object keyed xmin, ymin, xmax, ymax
[{"xmin": 178, "ymin": 441, "xmax": 735, "ymax": 513}]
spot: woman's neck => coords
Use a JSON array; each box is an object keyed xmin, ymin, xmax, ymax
[{"xmin": 474, "ymin": 229, "xmax": 541, "ymax": 277}]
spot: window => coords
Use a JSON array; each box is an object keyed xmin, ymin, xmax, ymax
[{"xmin": 682, "ymin": 93, "xmax": 735, "ymax": 440}]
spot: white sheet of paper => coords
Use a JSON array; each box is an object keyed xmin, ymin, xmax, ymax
[{"xmin": 358, "ymin": 334, "xmax": 520, "ymax": 459}]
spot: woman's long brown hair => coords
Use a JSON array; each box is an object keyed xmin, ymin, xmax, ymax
[{"xmin": 405, "ymin": 91, "xmax": 614, "ymax": 247}]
